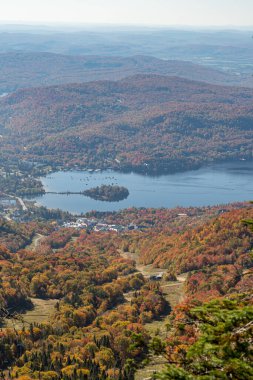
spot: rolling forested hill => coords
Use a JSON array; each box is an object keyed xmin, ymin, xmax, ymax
[
  {"xmin": 0, "ymin": 75, "xmax": 253, "ymax": 174},
  {"xmin": 0, "ymin": 28, "xmax": 252, "ymax": 74},
  {"xmin": 0, "ymin": 52, "xmax": 249, "ymax": 93}
]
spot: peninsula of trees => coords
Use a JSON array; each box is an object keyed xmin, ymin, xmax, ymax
[{"xmin": 83, "ymin": 184, "xmax": 129, "ymax": 202}]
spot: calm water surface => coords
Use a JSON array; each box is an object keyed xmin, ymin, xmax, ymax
[{"xmin": 31, "ymin": 161, "xmax": 253, "ymax": 214}]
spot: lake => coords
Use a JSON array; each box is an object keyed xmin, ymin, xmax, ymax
[{"xmin": 31, "ymin": 161, "xmax": 253, "ymax": 214}]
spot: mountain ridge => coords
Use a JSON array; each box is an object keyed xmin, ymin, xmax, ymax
[
  {"xmin": 0, "ymin": 51, "xmax": 252, "ymax": 94},
  {"xmin": 1, "ymin": 74, "xmax": 253, "ymax": 174}
]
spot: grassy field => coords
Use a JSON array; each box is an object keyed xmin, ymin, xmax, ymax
[
  {"xmin": 119, "ymin": 249, "xmax": 187, "ymax": 380},
  {"xmin": 3, "ymin": 298, "xmax": 57, "ymax": 330},
  {"xmin": 134, "ymin": 280, "xmax": 185, "ymax": 380}
]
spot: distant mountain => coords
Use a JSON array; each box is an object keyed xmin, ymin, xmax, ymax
[
  {"xmin": 0, "ymin": 52, "xmax": 249, "ymax": 94},
  {"xmin": 0, "ymin": 28, "xmax": 252, "ymax": 76},
  {"xmin": 0, "ymin": 75, "xmax": 253, "ymax": 173}
]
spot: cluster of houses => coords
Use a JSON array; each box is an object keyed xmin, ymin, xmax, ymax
[
  {"xmin": 0, "ymin": 198, "xmax": 17, "ymax": 219},
  {"xmin": 62, "ymin": 218, "xmax": 146, "ymax": 233},
  {"xmin": 0, "ymin": 168, "xmax": 21, "ymax": 179}
]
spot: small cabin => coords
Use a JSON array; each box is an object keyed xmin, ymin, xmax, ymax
[{"xmin": 150, "ymin": 273, "xmax": 163, "ymax": 281}]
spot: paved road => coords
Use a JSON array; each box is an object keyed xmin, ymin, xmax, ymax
[{"xmin": 1, "ymin": 192, "xmax": 27, "ymax": 211}]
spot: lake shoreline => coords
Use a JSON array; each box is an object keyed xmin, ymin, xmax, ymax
[
  {"xmin": 43, "ymin": 157, "xmax": 253, "ymax": 179},
  {"xmin": 28, "ymin": 160, "xmax": 253, "ymax": 214}
]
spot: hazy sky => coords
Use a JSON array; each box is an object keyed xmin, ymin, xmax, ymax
[{"xmin": 0, "ymin": 0, "xmax": 252, "ymax": 27}]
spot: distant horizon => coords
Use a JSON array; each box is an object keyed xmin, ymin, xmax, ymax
[
  {"xmin": 0, "ymin": 21, "xmax": 252, "ymax": 32},
  {"xmin": 1, "ymin": 0, "xmax": 253, "ymax": 28}
]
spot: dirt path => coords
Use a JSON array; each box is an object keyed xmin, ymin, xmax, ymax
[
  {"xmin": 119, "ymin": 250, "xmax": 164, "ymax": 278},
  {"xmin": 25, "ymin": 233, "xmax": 45, "ymax": 252},
  {"xmin": 118, "ymin": 249, "xmax": 187, "ymax": 379}
]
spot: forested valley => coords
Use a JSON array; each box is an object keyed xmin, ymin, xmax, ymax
[{"xmin": 0, "ymin": 203, "xmax": 252, "ymax": 379}]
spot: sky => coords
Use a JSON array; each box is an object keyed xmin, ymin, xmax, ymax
[{"xmin": 0, "ymin": 0, "xmax": 252, "ymax": 27}]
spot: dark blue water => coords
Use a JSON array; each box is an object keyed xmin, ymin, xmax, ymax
[{"xmin": 31, "ymin": 161, "xmax": 253, "ymax": 214}]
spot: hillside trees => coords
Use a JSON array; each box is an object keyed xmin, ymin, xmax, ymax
[
  {"xmin": 1, "ymin": 76, "xmax": 253, "ymax": 174},
  {"xmin": 154, "ymin": 297, "xmax": 253, "ymax": 379}
]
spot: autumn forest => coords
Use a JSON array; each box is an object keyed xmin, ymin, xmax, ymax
[{"xmin": 0, "ymin": 23, "xmax": 253, "ymax": 380}]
